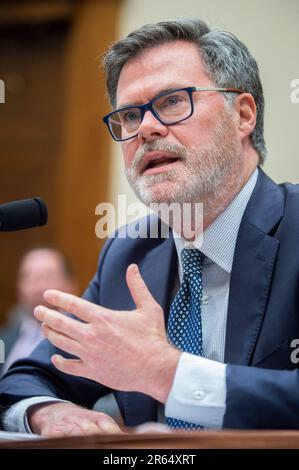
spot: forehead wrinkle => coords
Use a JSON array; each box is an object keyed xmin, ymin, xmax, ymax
[{"xmin": 116, "ymin": 41, "xmax": 211, "ymax": 108}]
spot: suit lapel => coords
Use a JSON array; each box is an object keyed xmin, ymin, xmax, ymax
[{"xmin": 224, "ymin": 169, "xmax": 285, "ymax": 365}]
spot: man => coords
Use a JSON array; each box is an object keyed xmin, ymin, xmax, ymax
[
  {"xmin": 1, "ymin": 18, "xmax": 299, "ymax": 435},
  {"xmin": 0, "ymin": 247, "xmax": 77, "ymax": 375}
]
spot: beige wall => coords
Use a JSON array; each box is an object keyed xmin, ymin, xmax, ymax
[{"xmin": 108, "ymin": 0, "xmax": 299, "ymax": 210}]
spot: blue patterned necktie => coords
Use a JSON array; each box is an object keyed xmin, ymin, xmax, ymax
[{"xmin": 167, "ymin": 247, "xmax": 205, "ymax": 430}]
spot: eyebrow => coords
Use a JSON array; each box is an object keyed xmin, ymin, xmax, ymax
[{"xmin": 117, "ymin": 85, "xmax": 187, "ymax": 109}]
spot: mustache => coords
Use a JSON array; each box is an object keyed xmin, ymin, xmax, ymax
[{"xmin": 130, "ymin": 140, "xmax": 188, "ymax": 174}]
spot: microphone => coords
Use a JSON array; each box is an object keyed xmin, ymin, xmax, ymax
[{"xmin": 0, "ymin": 197, "xmax": 48, "ymax": 231}]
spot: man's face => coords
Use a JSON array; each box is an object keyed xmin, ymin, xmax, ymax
[{"xmin": 116, "ymin": 41, "xmax": 244, "ymax": 206}]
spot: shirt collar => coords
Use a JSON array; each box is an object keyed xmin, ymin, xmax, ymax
[{"xmin": 174, "ymin": 168, "xmax": 258, "ymax": 274}]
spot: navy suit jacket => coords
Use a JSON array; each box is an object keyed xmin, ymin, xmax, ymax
[
  {"xmin": 1, "ymin": 168, "xmax": 299, "ymax": 429},
  {"xmin": 0, "ymin": 317, "xmax": 21, "ymax": 376}
]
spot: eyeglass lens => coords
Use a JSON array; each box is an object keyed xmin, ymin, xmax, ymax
[{"xmin": 109, "ymin": 89, "xmax": 192, "ymax": 140}]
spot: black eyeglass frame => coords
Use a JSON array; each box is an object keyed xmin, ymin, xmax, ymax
[{"xmin": 102, "ymin": 86, "xmax": 244, "ymax": 142}]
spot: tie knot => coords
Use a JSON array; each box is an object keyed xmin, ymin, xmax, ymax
[{"xmin": 181, "ymin": 248, "xmax": 204, "ymax": 277}]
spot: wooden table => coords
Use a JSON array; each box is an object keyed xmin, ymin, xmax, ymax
[{"xmin": 1, "ymin": 430, "xmax": 299, "ymax": 449}]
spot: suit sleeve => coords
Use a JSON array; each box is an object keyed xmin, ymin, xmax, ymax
[
  {"xmin": 0, "ymin": 237, "xmax": 115, "ymax": 411},
  {"xmin": 224, "ymin": 364, "xmax": 299, "ymax": 428}
]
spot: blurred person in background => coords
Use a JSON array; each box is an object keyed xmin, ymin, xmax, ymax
[{"xmin": 0, "ymin": 247, "xmax": 77, "ymax": 375}]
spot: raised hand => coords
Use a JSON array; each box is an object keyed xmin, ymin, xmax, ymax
[{"xmin": 34, "ymin": 264, "xmax": 180, "ymax": 403}]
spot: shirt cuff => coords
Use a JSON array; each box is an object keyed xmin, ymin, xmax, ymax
[
  {"xmin": 3, "ymin": 396, "xmax": 69, "ymax": 433},
  {"xmin": 165, "ymin": 352, "xmax": 226, "ymax": 428}
]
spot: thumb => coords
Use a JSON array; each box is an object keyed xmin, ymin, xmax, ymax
[{"xmin": 126, "ymin": 264, "xmax": 157, "ymax": 310}]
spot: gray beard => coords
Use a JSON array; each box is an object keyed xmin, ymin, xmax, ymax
[{"xmin": 125, "ymin": 112, "xmax": 244, "ymax": 220}]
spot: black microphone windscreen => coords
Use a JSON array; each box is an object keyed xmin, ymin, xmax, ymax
[{"xmin": 0, "ymin": 197, "xmax": 48, "ymax": 231}]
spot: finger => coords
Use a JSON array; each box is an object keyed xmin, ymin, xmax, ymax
[
  {"xmin": 79, "ymin": 420, "xmax": 105, "ymax": 435},
  {"xmin": 51, "ymin": 354, "xmax": 86, "ymax": 377},
  {"xmin": 126, "ymin": 264, "xmax": 157, "ymax": 310},
  {"xmin": 43, "ymin": 290, "xmax": 106, "ymax": 323},
  {"xmin": 95, "ymin": 417, "xmax": 122, "ymax": 434},
  {"xmin": 42, "ymin": 324, "xmax": 83, "ymax": 358},
  {"xmin": 34, "ymin": 305, "xmax": 85, "ymax": 341}
]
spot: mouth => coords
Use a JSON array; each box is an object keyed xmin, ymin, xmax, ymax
[{"xmin": 140, "ymin": 153, "xmax": 181, "ymax": 175}]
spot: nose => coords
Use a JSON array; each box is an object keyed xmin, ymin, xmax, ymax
[{"xmin": 137, "ymin": 110, "xmax": 168, "ymax": 143}]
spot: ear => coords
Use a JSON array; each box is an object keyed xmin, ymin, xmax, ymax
[{"xmin": 234, "ymin": 93, "xmax": 257, "ymax": 140}]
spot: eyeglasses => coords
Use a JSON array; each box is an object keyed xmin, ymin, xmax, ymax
[{"xmin": 102, "ymin": 86, "xmax": 244, "ymax": 142}]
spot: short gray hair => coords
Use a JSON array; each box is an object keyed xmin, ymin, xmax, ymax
[{"xmin": 103, "ymin": 18, "xmax": 266, "ymax": 163}]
